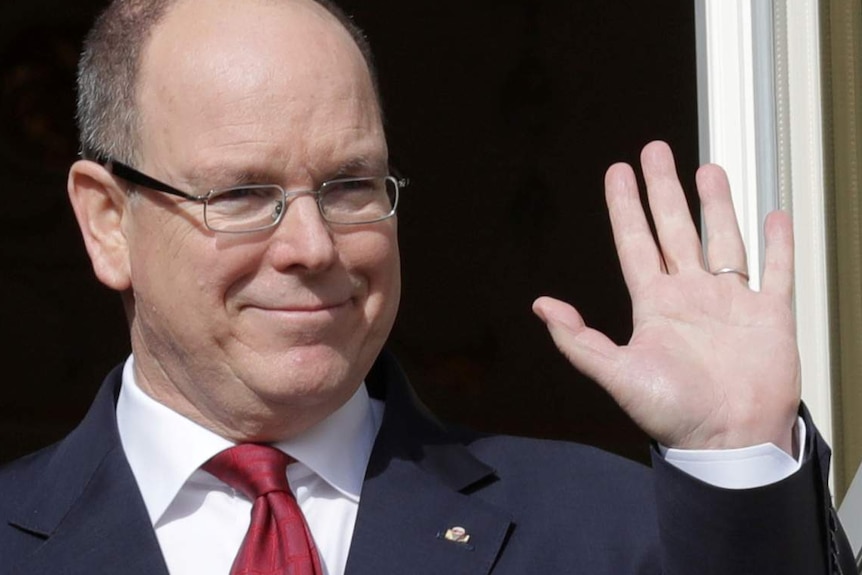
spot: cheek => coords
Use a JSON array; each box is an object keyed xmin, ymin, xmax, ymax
[
  {"xmin": 129, "ymin": 220, "xmax": 254, "ymax": 323},
  {"xmin": 337, "ymin": 226, "xmax": 401, "ymax": 305}
]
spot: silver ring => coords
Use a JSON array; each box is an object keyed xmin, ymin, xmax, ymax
[{"xmin": 711, "ymin": 267, "xmax": 750, "ymax": 281}]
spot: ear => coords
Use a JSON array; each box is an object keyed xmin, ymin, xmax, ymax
[{"xmin": 67, "ymin": 159, "xmax": 133, "ymax": 291}]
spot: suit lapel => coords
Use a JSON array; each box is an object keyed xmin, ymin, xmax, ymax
[
  {"xmin": 6, "ymin": 367, "xmax": 169, "ymax": 575},
  {"xmin": 345, "ymin": 351, "xmax": 513, "ymax": 575}
]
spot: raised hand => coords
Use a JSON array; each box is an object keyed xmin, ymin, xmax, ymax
[{"xmin": 533, "ymin": 141, "xmax": 800, "ymax": 454}]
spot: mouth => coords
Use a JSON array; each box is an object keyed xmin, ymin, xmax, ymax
[{"xmin": 244, "ymin": 299, "xmax": 352, "ymax": 316}]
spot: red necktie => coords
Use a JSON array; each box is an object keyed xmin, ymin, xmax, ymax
[{"xmin": 203, "ymin": 444, "xmax": 323, "ymax": 575}]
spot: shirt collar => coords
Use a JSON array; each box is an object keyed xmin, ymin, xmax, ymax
[{"xmin": 116, "ymin": 355, "xmax": 382, "ymax": 526}]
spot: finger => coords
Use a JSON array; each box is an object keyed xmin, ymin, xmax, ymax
[
  {"xmin": 532, "ymin": 296, "xmax": 621, "ymax": 386},
  {"xmin": 640, "ymin": 141, "xmax": 703, "ymax": 273},
  {"xmin": 697, "ymin": 163, "xmax": 748, "ymax": 282},
  {"xmin": 760, "ymin": 210, "xmax": 794, "ymax": 299},
  {"xmin": 605, "ymin": 162, "xmax": 664, "ymax": 294}
]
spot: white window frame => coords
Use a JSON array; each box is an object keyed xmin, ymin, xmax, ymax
[{"xmin": 695, "ymin": 0, "xmax": 833, "ymax": 452}]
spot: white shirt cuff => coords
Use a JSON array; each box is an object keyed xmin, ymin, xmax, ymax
[{"xmin": 659, "ymin": 417, "xmax": 806, "ymax": 489}]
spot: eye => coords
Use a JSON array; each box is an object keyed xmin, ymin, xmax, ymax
[
  {"xmin": 319, "ymin": 177, "xmax": 396, "ymax": 224},
  {"xmin": 323, "ymin": 179, "xmax": 383, "ymax": 206},
  {"xmin": 203, "ymin": 185, "xmax": 285, "ymax": 232},
  {"xmin": 325, "ymin": 178, "xmax": 377, "ymax": 193},
  {"xmin": 206, "ymin": 185, "xmax": 283, "ymax": 217},
  {"xmin": 213, "ymin": 186, "xmax": 276, "ymax": 201}
]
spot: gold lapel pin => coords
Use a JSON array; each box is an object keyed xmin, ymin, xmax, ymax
[{"xmin": 443, "ymin": 526, "xmax": 471, "ymax": 544}]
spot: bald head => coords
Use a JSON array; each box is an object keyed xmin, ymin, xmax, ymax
[
  {"xmin": 135, "ymin": 0, "xmax": 384, "ymax": 176},
  {"xmin": 77, "ymin": 0, "xmax": 379, "ymax": 164}
]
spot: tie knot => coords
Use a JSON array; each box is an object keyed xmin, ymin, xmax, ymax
[{"xmin": 203, "ymin": 444, "xmax": 294, "ymax": 499}]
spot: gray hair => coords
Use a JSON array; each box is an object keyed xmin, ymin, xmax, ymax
[{"xmin": 76, "ymin": 0, "xmax": 380, "ymax": 164}]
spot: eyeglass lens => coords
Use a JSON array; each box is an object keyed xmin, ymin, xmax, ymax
[{"xmin": 203, "ymin": 177, "xmax": 398, "ymax": 233}]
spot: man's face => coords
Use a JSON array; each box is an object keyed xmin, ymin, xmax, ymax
[{"xmin": 118, "ymin": 0, "xmax": 399, "ymax": 440}]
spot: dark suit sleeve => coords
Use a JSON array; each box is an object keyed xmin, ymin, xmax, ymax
[{"xmin": 651, "ymin": 410, "xmax": 854, "ymax": 575}]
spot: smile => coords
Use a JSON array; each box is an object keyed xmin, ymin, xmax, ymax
[{"xmin": 244, "ymin": 300, "xmax": 352, "ymax": 318}]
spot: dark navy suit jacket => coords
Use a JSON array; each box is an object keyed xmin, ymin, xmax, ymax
[{"xmin": 0, "ymin": 351, "xmax": 853, "ymax": 574}]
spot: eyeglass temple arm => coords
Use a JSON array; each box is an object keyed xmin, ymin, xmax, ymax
[
  {"xmin": 97, "ymin": 155, "xmax": 408, "ymax": 199},
  {"xmin": 95, "ymin": 156, "xmax": 203, "ymax": 202},
  {"xmin": 386, "ymin": 162, "xmax": 410, "ymax": 190}
]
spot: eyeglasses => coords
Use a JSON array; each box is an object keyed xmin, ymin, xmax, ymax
[{"xmin": 96, "ymin": 157, "xmax": 406, "ymax": 233}]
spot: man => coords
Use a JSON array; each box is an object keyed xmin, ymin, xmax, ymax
[{"xmin": 0, "ymin": 0, "xmax": 852, "ymax": 573}]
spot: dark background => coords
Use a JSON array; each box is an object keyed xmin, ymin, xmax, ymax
[{"xmin": 0, "ymin": 1, "xmax": 699, "ymax": 464}]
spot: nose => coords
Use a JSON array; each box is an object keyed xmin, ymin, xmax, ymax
[{"xmin": 266, "ymin": 193, "xmax": 337, "ymax": 272}]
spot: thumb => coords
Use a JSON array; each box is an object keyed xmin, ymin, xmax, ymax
[{"xmin": 532, "ymin": 296, "xmax": 621, "ymax": 386}]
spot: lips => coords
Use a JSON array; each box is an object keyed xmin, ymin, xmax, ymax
[
  {"xmin": 233, "ymin": 279, "xmax": 360, "ymax": 322},
  {"xmin": 241, "ymin": 297, "xmax": 352, "ymax": 315},
  {"xmin": 258, "ymin": 302, "xmax": 347, "ymax": 313}
]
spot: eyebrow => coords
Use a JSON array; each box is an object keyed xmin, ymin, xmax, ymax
[
  {"xmin": 184, "ymin": 165, "xmax": 278, "ymax": 190},
  {"xmin": 184, "ymin": 156, "xmax": 389, "ymax": 190},
  {"xmin": 328, "ymin": 156, "xmax": 388, "ymax": 179}
]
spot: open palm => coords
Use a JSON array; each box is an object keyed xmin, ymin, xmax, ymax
[{"xmin": 534, "ymin": 141, "xmax": 800, "ymax": 453}]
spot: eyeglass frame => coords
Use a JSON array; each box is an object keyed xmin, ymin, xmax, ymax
[{"xmin": 95, "ymin": 156, "xmax": 407, "ymax": 233}]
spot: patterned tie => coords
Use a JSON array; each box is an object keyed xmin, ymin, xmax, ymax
[{"xmin": 203, "ymin": 444, "xmax": 323, "ymax": 575}]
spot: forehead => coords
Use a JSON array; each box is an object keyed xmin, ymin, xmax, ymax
[
  {"xmin": 148, "ymin": 0, "xmax": 364, "ymax": 80},
  {"xmin": 136, "ymin": 0, "xmax": 384, "ymax": 176}
]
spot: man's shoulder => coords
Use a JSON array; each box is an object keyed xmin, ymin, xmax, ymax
[
  {"xmin": 464, "ymin": 430, "xmax": 650, "ymax": 480},
  {"xmin": 446, "ymin": 426, "xmax": 656, "ymax": 518},
  {"xmin": 430, "ymin": 428, "xmax": 661, "ymax": 566},
  {"xmin": 0, "ymin": 441, "xmax": 63, "ymax": 500},
  {"xmin": 0, "ymin": 365, "xmax": 124, "ymax": 515},
  {"xmin": 0, "ymin": 440, "xmax": 75, "ymax": 559},
  {"xmin": 370, "ymin": 350, "xmax": 654, "ymax": 498}
]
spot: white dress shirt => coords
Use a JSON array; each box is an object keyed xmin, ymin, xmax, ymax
[
  {"xmin": 117, "ymin": 357, "xmax": 383, "ymax": 575},
  {"xmin": 116, "ymin": 355, "xmax": 804, "ymax": 575}
]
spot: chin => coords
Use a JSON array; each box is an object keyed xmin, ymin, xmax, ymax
[{"xmin": 243, "ymin": 345, "xmax": 364, "ymax": 406}]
